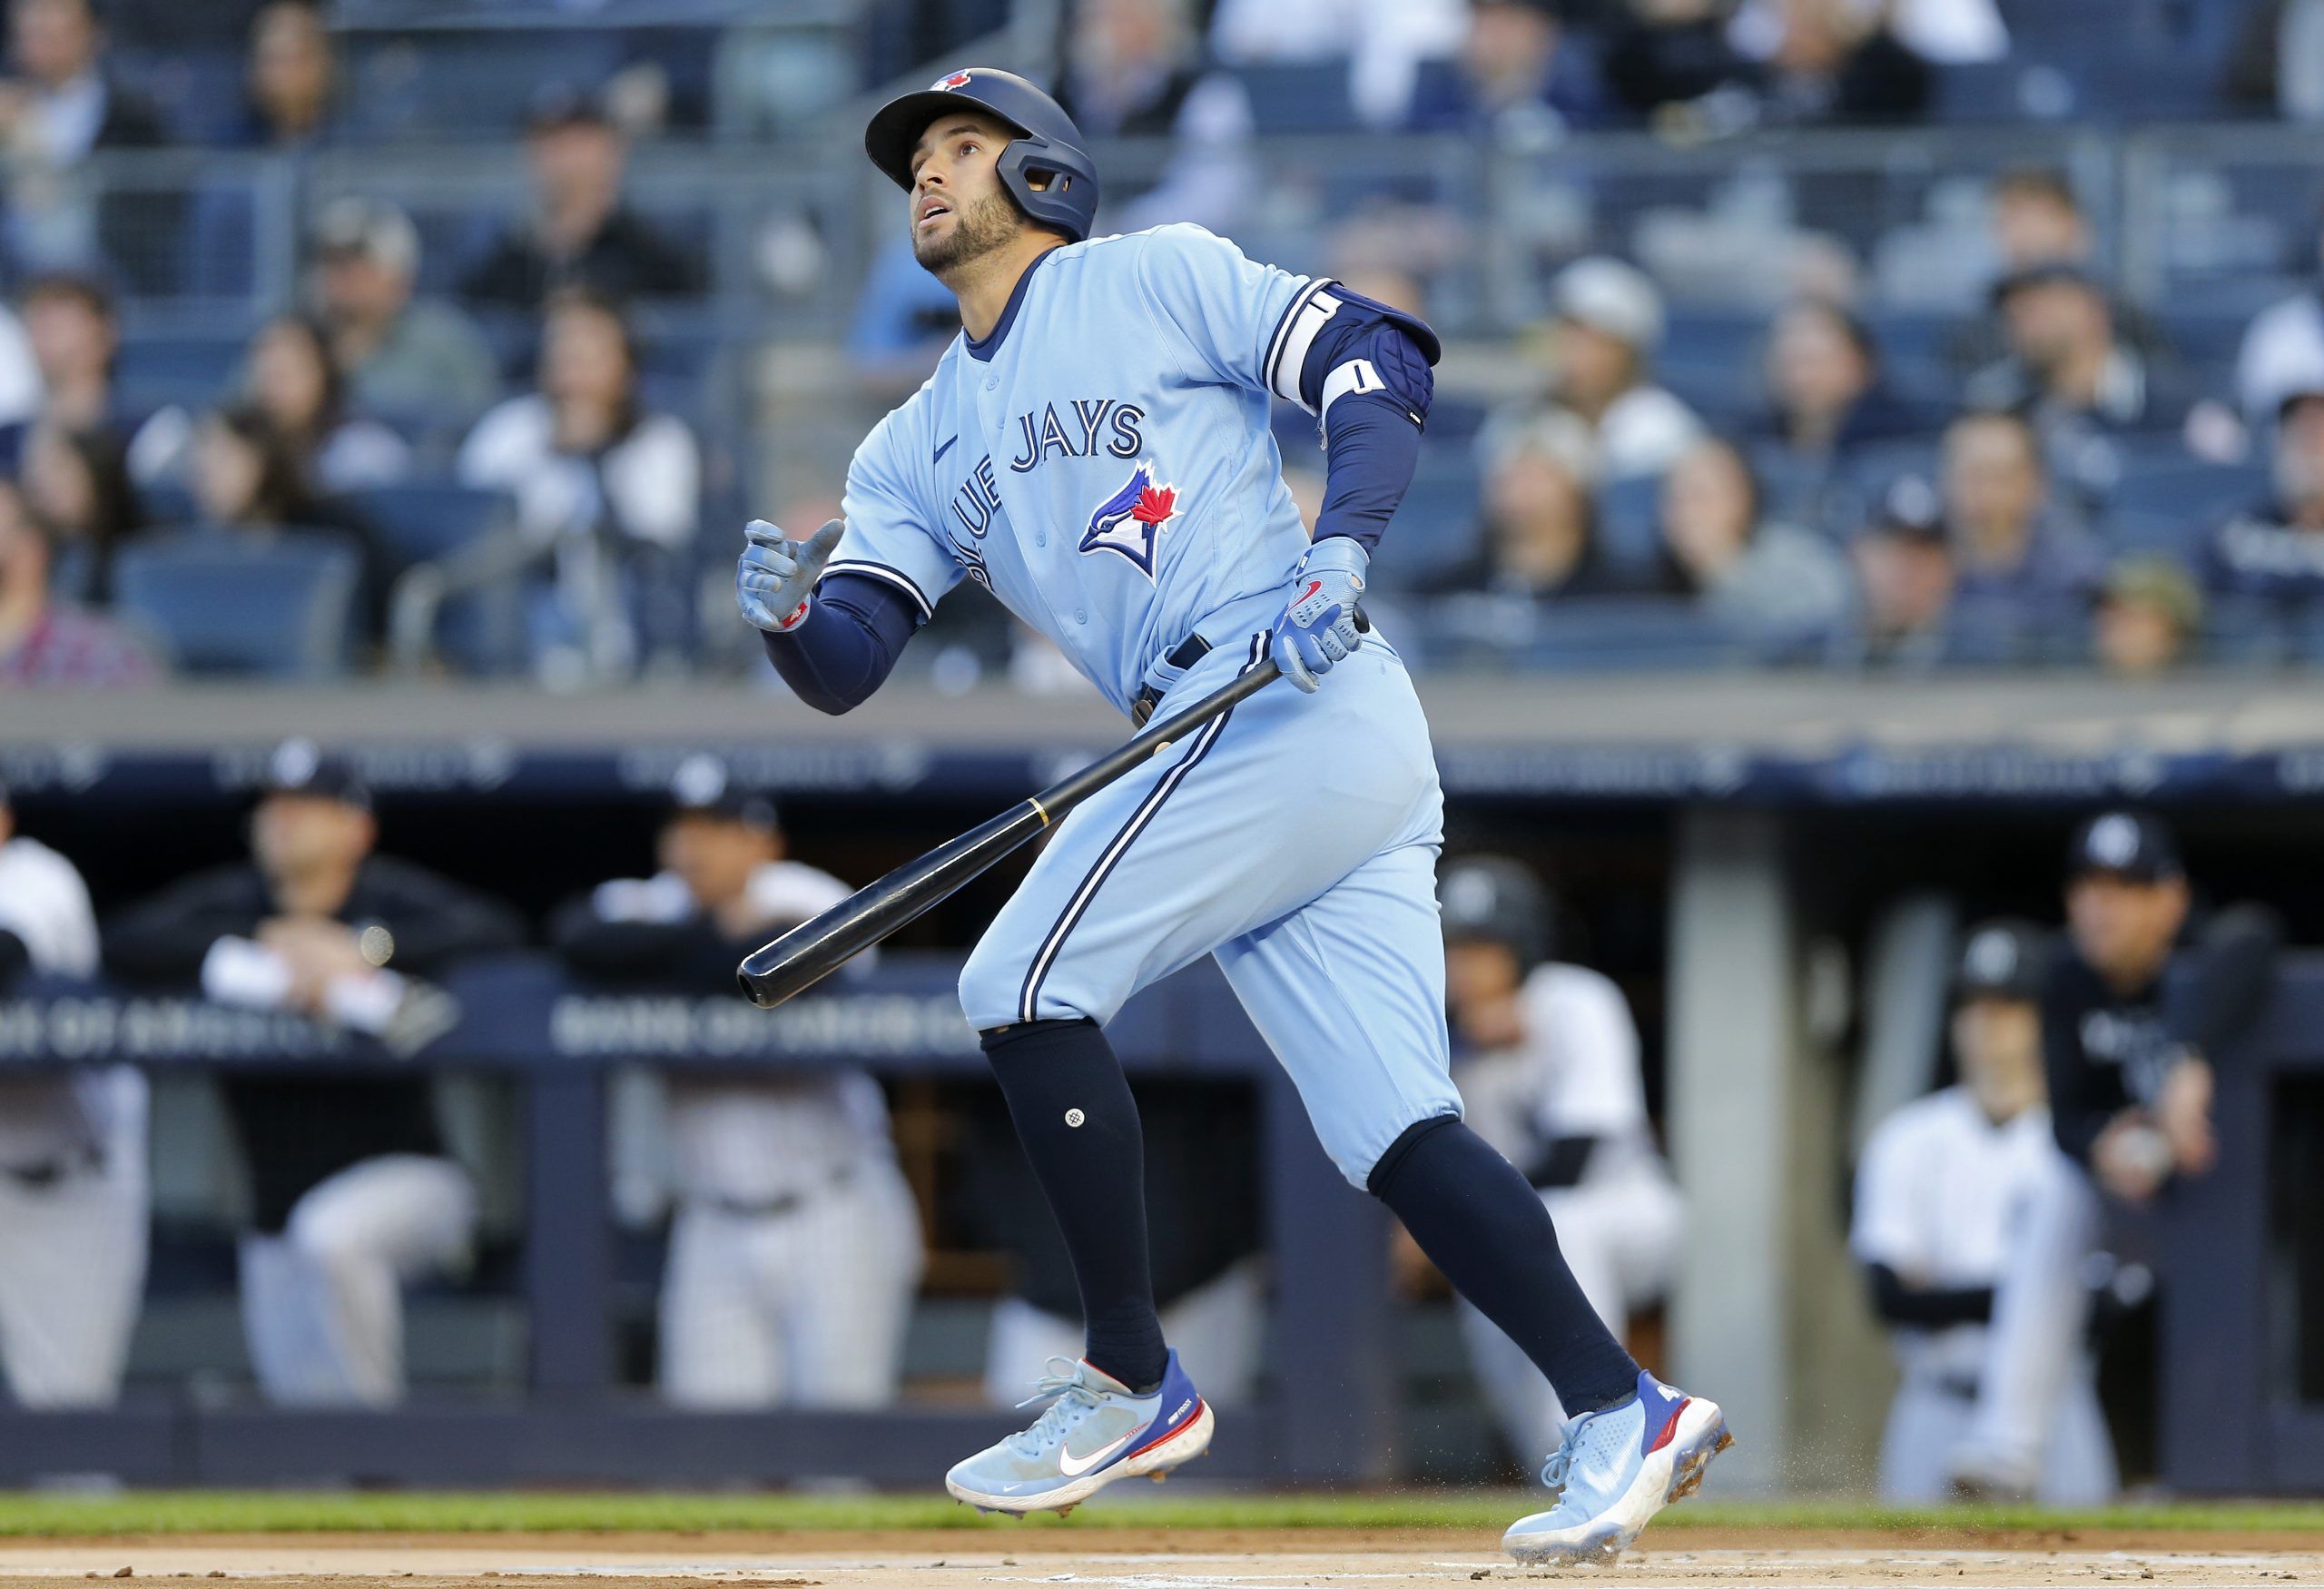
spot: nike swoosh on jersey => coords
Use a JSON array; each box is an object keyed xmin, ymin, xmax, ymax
[
  {"xmin": 933, "ymin": 434, "xmax": 959, "ymax": 463},
  {"xmin": 1056, "ymin": 1427, "xmax": 1137, "ymax": 1477}
]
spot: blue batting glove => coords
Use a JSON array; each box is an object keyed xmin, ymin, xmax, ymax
[
  {"xmin": 737, "ymin": 518, "xmax": 844, "ymax": 634},
  {"xmin": 1269, "ymin": 536, "xmax": 1368, "ymax": 693}
]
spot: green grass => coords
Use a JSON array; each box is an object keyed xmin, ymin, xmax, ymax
[{"xmin": 0, "ymin": 1493, "xmax": 2318, "ymax": 1539}]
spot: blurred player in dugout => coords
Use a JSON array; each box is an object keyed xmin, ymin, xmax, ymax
[
  {"xmin": 1853, "ymin": 920, "xmax": 2114, "ymax": 1504},
  {"xmin": 1433, "ymin": 856, "xmax": 1684, "ymax": 1464},
  {"xmin": 0, "ymin": 779, "xmax": 147, "ymax": 1406},
  {"xmin": 1947, "ymin": 811, "xmax": 2280, "ymax": 1498},
  {"xmin": 104, "ymin": 741, "xmax": 524, "ymax": 1406},
  {"xmin": 551, "ymin": 755, "xmax": 922, "ymax": 1407}
]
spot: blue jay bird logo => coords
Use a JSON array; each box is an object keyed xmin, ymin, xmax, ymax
[{"xmin": 1078, "ymin": 461, "xmax": 1179, "ymax": 578}]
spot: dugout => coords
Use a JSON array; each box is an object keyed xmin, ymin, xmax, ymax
[{"xmin": 3, "ymin": 673, "xmax": 2321, "ymax": 1491}]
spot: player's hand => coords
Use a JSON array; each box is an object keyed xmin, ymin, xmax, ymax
[
  {"xmin": 1269, "ymin": 536, "xmax": 1367, "ymax": 693},
  {"xmin": 737, "ymin": 518, "xmax": 843, "ymax": 634},
  {"xmin": 2155, "ymin": 1054, "xmax": 2217, "ymax": 1176},
  {"xmin": 2093, "ymin": 1111, "xmax": 2172, "ymax": 1203}
]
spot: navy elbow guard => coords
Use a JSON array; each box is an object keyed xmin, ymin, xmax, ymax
[{"xmin": 1285, "ymin": 284, "xmax": 1440, "ymax": 441}]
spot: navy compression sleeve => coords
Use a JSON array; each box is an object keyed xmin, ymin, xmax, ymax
[
  {"xmin": 759, "ymin": 572, "xmax": 921, "ymax": 715},
  {"xmin": 1294, "ymin": 287, "xmax": 1439, "ymax": 555}
]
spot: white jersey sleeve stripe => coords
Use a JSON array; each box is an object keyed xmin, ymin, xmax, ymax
[
  {"xmin": 822, "ymin": 558, "xmax": 935, "ymax": 620},
  {"xmin": 1264, "ymin": 279, "xmax": 1339, "ymax": 411}
]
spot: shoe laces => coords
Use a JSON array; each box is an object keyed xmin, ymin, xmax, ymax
[
  {"xmin": 1538, "ymin": 1399, "xmax": 1625, "ymax": 1495},
  {"xmin": 1006, "ymin": 1356, "xmax": 1107, "ymax": 1459}
]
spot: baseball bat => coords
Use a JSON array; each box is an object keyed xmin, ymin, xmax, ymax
[{"xmin": 737, "ymin": 656, "xmax": 1282, "ymax": 1009}]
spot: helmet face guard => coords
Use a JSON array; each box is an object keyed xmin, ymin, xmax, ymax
[{"xmin": 864, "ymin": 69, "xmax": 1100, "ymax": 244}]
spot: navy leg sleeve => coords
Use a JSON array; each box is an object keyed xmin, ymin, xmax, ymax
[
  {"xmin": 980, "ymin": 1017, "xmax": 1169, "ymax": 1393},
  {"xmin": 1370, "ymin": 1113, "xmax": 1640, "ymax": 1419}
]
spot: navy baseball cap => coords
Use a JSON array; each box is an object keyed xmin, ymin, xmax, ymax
[
  {"xmin": 667, "ymin": 753, "xmax": 778, "ymax": 832},
  {"xmin": 260, "ymin": 737, "xmax": 370, "ymax": 811},
  {"xmin": 2066, "ymin": 810, "xmax": 2182, "ymax": 883},
  {"xmin": 1954, "ymin": 918, "xmax": 2047, "ymax": 1002}
]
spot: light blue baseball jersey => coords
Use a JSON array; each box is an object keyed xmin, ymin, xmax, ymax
[{"xmin": 832, "ymin": 222, "xmax": 1339, "ymax": 716}]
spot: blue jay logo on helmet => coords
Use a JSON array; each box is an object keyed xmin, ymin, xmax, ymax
[
  {"xmin": 933, "ymin": 70, "xmax": 973, "ymax": 90},
  {"xmin": 1079, "ymin": 462, "xmax": 1180, "ymax": 579}
]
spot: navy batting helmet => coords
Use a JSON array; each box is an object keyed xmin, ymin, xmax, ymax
[
  {"xmin": 864, "ymin": 67, "xmax": 1100, "ymax": 244},
  {"xmin": 1438, "ymin": 856, "xmax": 1553, "ymax": 970}
]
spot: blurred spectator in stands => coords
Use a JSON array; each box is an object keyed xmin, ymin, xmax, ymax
[
  {"xmin": 19, "ymin": 418, "xmax": 138, "ymax": 603},
  {"xmin": 2206, "ymin": 387, "xmax": 2324, "ymax": 617},
  {"xmin": 553, "ymin": 755, "xmax": 922, "ymax": 1408},
  {"xmin": 1941, "ymin": 410, "xmax": 2100, "ymax": 604},
  {"xmin": 1488, "ymin": 257, "xmax": 1699, "ymax": 481},
  {"xmin": 2234, "ymin": 224, "xmax": 2324, "ymax": 429},
  {"xmin": 16, "ymin": 273, "xmax": 121, "ymax": 439},
  {"xmin": 2093, "ymin": 557, "xmax": 2201, "ymax": 679},
  {"xmin": 461, "ymin": 84, "xmax": 700, "ymax": 311},
  {"xmin": 1600, "ymin": 0, "xmax": 1756, "ymax": 129},
  {"xmin": 1207, "ymin": 0, "xmax": 1465, "ymax": 128},
  {"xmin": 0, "ymin": 777, "xmax": 148, "ymax": 1407},
  {"xmin": 225, "ymin": 0, "xmax": 336, "ymax": 149},
  {"xmin": 2222, "ymin": 0, "xmax": 2324, "ymax": 121},
  {"xmin": 1945, "ymin": 171, "xmax": 2124, "ymax": 380},
  {"xmin": 243, "ymin": 314, "xmax": 409, "ymax": 494},
  {"xmin": 104, "ymin": 741, "xmax": 523, "ymax": 1406},
  {"xmin": 186, "ymin": 401, "xmax": 384, "ymax": 640},
  {"xmin": 1062, "ymin": 0, "xmax": 1256, "ymax": 234},
  {"xmin": 0, "ymin": 476, "xmax": 153, "ymax": 686},
  {"xmin": 1405, "ymin": 0, "xmax": 1610, "ymax": 136},
  {"xmin": 846, "ymin": 237, "xmax": 963, "ymax": 395},
  {"xmin": 457, "ymin": 289, "xmax": 700, "ymax": 686},
  {"xmin": 1429, "ymin": 410, "xmax": 1630, "ymax": 597},
  {"xmin": 1728, "ymin": 0, "xmax": 1932, "ymax": 125},
  {"xmin": 1738, "ymin": 0, "xmax": 2006, "ymax": 63},
  {"xmin": 1951, "ymin": 813, "xmax": 2279, "ymax": 1498},
  {"xmin": 1990, "ymin": 168, "xmax": 2090, "ymax": 275},
  {"xmin": 1839, "ymin": 473, "xmax": 1956, "ymax": 667},
  {"xmin": 1967, "ymin": 266, "xmax": 2190, "ymax": 508},
  {"xmin": 310, "ymin": 199, "xmax": 500, "ymax": 431},
  {"xmin": 188, "ymin": 402, "xmax": 320, "ymax": 535},
  {"xmin": 0, "ymin": 301, "xmax": 40, "ymax": 446},
  {"xmin": 1751, "ymin": 297, "xmax": 1923, "ymax": 518},
  {"xmin": 0, "ymin": 0, "xmax": 171, "ymax": 292},
  {"xmin": 1652, "ymin": 436, "xmax": 1848, "ymax": 646},
  {"xmin": 1851, "ymin": 920, "xmax": 2113, "ymax": 1504}
]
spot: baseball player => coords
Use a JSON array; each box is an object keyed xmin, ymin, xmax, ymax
[
  {"xmin": 103, "ymin": 741, "xmax": 523, "ymax": 1406},
  {"xmin": 0, "ymin": 780, "xmax": 148, "ymax": 1406},
  {"xmin": 1948, "ymin": 813, "xmax": 2278, "ymax": 1496},
  {"xmin": 1435, "ymin": 857, "xmax": 1684, "ymax": 1466},
  {"xmin": 734, "ymin": 69, "xmax": 1728, "ymax": 1560},
  {"xmin": 551, "ymin": 755, "xmax": 923, "ymax": 1407},
  {"xmin": 1852, "ymin": 920, "xmax": 2115, "ymax": 1504}
]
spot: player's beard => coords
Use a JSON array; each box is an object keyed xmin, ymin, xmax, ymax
[{"xmin": 913, "ymin": 187, "xmax": 1019, "ymax": 276}]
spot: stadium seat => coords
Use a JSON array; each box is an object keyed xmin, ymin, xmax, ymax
[
  {"xmin": 1596, "ymin": 474, "xmax": 1665, "ymax": 578},
  {"xmin": 1383, "ymin": 463, "xmax": 1482, "ymax": 575},
  {"xmin": 350, "ymin": 482, "xmax": 513, "ymax": 573},
  {"xmin": 115, "ymin": 335, "xmax": 247, "ymax": 413},
  {"xmin": 112, "ymin": 531, "xmax": 360, "ymax": 678},
  {"xmin": 2108, "ymin": 457, "xmax": 2269, "ymax": 526},
  {"xmin": 1230, "ymin": 62, "xmax": 1359, "ymax": 135}
]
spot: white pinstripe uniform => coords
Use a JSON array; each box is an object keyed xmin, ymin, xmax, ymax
[{"xmin": 0, "ymin": 834, "xmax": 148, "ymax": 1406}]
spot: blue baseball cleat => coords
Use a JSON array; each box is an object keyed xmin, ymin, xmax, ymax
[
  {"xmin": 1502, "ymin": 1369, "xmax": 1733, "ymax": 1566},
  {"xmin": 945, "ymin": 1349, "xmax": 1214, "ymax": 1516}
]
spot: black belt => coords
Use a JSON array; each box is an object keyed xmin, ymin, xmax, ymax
[
  {"xmin": 1, "ymin": 1144, "xmax": 103, "ymax": 1189},
  {"xmin": 1130, "ymin": 633, "xmax": 1213, "ymax": 727},
  {"xmin": 704, "ymin": 1163, "xmax": 853, "ymax": 1219}
]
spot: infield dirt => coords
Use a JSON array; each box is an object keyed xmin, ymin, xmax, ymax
[{"xmin": 0, "ymin": 1529, "xmax": 2317, "ymax": 1589}]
